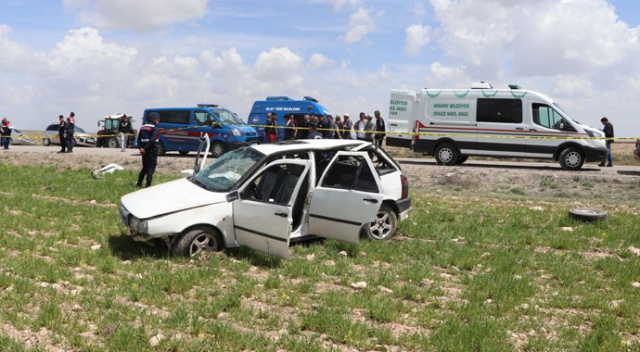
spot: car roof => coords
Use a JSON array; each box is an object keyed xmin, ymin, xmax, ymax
[{"xmin": 249, "ymin": 139, "xmax": 368, "ymax": 155}]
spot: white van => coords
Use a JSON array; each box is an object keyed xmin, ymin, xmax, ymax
[{"xmin": 386, "ymin": 82, "xmax": 607, "ymax": 170}]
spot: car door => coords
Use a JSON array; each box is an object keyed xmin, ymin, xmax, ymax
[
  {"xmin": 233, "ymin": 159, "xmax": 311, "ymax": 259},
  {"xmin": 309, "ymin": 151, "xmax": 384, "ymax": 244}
]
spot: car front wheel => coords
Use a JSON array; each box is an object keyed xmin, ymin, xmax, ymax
[
  {"xmin": 363, "ymin": 203, "xmax": 398, "ymax": 241},
  {"xmin": 172, "ymin": 227, "xmax": 223, "ymax": 257},
  {"xmin": 43, "ymin": 138, "xmax": 50, "ymax": 146}
]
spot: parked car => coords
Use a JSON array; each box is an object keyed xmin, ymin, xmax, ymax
[
  {"xmin": 635, "ymin": 139, "xmax": 640, "ymax": 161},
  {"xmin": 120, "ymin": 139, "xmax": 411, "ymax": 259},
  {"xmin": 7, "ymin": 129, "xmax": 35, "ymax": 145},
  {"xmin": 42, "ymin": 124, "xmax": 96, "ymax": 147}
]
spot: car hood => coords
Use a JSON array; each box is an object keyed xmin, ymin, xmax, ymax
[{"xmin": 120, "ymin": 178, "xmax": 228, "ymax": 219}]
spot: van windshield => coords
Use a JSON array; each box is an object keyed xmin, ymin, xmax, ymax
[
  {"xmin": 213, "ymin": 109, "xmax": 246, "ymax": 125},
  {"xmin": 193, "ymin": 147, "xmax": 263, "ymax": 192}
]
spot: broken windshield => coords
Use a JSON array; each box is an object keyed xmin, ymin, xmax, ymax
[{"xmin": 193, "ymin": 147, "xmax": 264, "ymax": 192}]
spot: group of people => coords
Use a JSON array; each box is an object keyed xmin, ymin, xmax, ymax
[
  {"xmin": 1, "ymin": 118, "xmax": 14, "ymax": 150},
  {"xmin": 57, "ymin": 112, "xmax": 77, "ymax": 153},
  {"xmin": 265, "ymin": 110, "xmax": 387, "ymax": 147}
]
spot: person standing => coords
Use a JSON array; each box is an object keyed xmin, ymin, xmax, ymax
[
  {"xmin": 119, "ymin": 114, "xmax": 133, "ymax": 152},
  {"xmin": 57, "ymin": 115, "xmax": 67, "ymax": 153},
  {"xmin": 1, "ymin": 118, "xmax": 13, "ymax": 150},
  {"xmin": 599, "ymin": 117, "xmax": 614, "ymax": 167},
  {"xmin": 307, "ymin": 122, "xmax": 323, "ymax": 139},
  {"xmin": 137, "ymin": 112, "xmax": 161, "ymax": 188},
  {"xmin": 265, "ymin": 113, "xmax": 278, "ymax": 143},
  {"xmin": 364, "ymin": 115, "xmax": 375, "ymax": 142},
  {"xmin": 335, "ymin": 115, "xmax": 344, "ymax": 139},
  {"xmin": 342, "ymin": 113, "xmax": 353, "ymax": 139},
  {"xmin": 354, "ymin": 112, "xmax": 367, "ymax": 140},
  {"xmin": 298, "ymin": 114, "xmax": 310, "ymax": 140},
  {"xmin": 284, "ymin": 114, "xmax": 297, "ymax": 140},
  {"xmin": 374, "ymin": 110, "xmax": 386, "ymax": 148},
  {"xmin": 65, "ymin": 112, "xmax": 76, "ymax": 153}
]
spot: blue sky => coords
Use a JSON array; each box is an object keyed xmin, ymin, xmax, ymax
[{"xmin": 1, "ymin": 0, "xmax": 640, "ymax": 138}]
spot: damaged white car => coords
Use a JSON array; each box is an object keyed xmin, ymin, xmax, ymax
[{"xmin": 119, "ymin": 139, "xmax": 411, "ymax": 259}]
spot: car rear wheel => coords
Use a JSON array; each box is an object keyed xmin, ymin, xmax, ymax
[
  {"xmin": 172, "ymin": 227, "xmax": 223, "ymax": 257},
  {"xmin": 43, "ymin": 138, "xmax": 50, "ymax": 146},
  {"xmin": 362, "ymin": 203, "xmax": 398, "ymax": 241},
  {"xmin": 156, "ymin": 142, "xmax": 166, "ymax": 156}
]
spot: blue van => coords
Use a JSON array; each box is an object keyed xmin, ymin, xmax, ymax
[
  {"xmin": 248, "ymin": 96, "xmax": 331, "ymax": 142},
  {"xmin": 143, "ymin": 104, "xmax": 260, "ymax": 157}
]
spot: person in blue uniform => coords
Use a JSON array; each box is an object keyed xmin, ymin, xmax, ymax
[
  {"xmin": 65, "ymin": 112, "xmax": 76, "ymax": 153},
  {"xmin": 136, "ymin": 112, "xmax": 161, "ymax": 188}
]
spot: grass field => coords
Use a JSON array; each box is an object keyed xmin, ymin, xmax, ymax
[{"xmin": 0, "ymin": 148, "xmax": 639, "ymax": 351}]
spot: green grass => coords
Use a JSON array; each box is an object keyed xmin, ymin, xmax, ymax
[{"xmin": 1, "ymin": 162, "xmax": 640, "ymax": 351}]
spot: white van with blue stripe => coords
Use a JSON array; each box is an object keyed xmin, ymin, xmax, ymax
[{"xmin": 386, "ymin": 82, "xmax": 608, "ymax": 170}]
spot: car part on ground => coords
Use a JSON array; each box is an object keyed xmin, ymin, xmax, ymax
[{"xmin": 568, "ymin": 208, "xmax": 608, "ymax": 222}]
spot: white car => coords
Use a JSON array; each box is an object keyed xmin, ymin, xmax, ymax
[{"xmin": 120, "ymin": 139, "xmax": 411, "ymax": 259}]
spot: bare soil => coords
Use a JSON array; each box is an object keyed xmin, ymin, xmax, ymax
[{"xmin": 3, "ymin": 144, "xmax": 640, "ymax": 205}]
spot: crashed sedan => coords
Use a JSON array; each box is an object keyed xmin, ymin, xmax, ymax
[{"xmin": 119, "ymin": 139, "xmax": 411, "ymax": 259}]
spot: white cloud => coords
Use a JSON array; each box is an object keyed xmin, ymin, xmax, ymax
[
  {"xmin": 344, "ymin": 7, "xmax": 378, "ymax": 43},
  {"xmin": 255, "ymin": 47, "xmax": 304, "ymax": 81},
  {"xmin": 308, "ymin": 53, "xmax": 334, "ymax": 69},
  {"xmin": 318, "ymin": 0, "xmax": 362, "ymax": 11},
  {"xmin": 404, "ymin": 24, "xmax": 431, "ymax": 57},
  {"xmin": 71, "ymin": 0, "xmax": 209, "ymax": 31}
]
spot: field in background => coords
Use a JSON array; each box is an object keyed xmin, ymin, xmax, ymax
[{"xmin": 0, "ymin": 158, "xmax": 639, "ymax": 351}]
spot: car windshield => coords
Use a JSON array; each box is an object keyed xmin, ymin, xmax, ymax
[
  {"xmin": 75, "ymin": 126, "xmax": 87, "ymax": 133},
  {"xmin": 213, "ymin": 109, "xmax": 245, "ymax": 125},
  {"xmin": 193, "ymin": 147, "xmax": 264, "ymax": 192}
]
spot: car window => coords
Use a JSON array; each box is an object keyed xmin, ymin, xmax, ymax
[
  {"xmin": 242, "ymin": 163, "xmax": 306, "ymax": 204},
  {"xmin": 321, "ymin": 155, "xmax": 379, "ymax": 193},
  {"xmin": 194, "ymin": 111, "xmax": 211, "ymax": 126},
  {"xmin": 47, "ymin": 125, "xmax": 58, "ymax": 131},
  {"xmin": 193, "ymin": 147, "xmax": 263, "ymax": 192}
]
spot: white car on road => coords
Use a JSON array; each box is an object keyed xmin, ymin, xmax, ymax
[{"xmin": 120, "ymin": 139, "xmax": 411, "ymax": 259}]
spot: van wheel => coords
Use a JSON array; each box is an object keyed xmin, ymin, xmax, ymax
[
  {"xmin": 43, "ymin": 138, "xmax": 50, "ymax": 146},
  {"xmin": 559, "ymin": 147, "xmax": 584, "ymax": 170},
  {"xmin": 362, "ymin": 203, "xmax": 398, "ymax": 241},
  {"xmin": 172, "ymin": 227, "xmax": 223, "ymax": 257},
  {"xmin": 455, "ymin": 156, "xmax": 468, "ymax": 165},
  {"xmin": 211, "ymin": 141, "xmax": 227, "ymax": 158},
  {"xmin": 157, "ymin": 142, "xmax": 166, "ymax": 156},
  {"xmin": 435, "ymin": 143, "xmax": 458, "ymax": 165}
]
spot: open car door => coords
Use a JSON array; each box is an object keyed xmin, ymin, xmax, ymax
[
  {"xmin": 309, "ymin": 151, "xmax": 384, "ymax": 244},
  {"xmin": 233, "ymin": 159, "xmax": 311, "ymax": 259}
]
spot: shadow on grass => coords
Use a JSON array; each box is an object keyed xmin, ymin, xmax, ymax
[
  {"xmin": 617, "ymin": 170, "xmax": 640, "ymax": 176},
  {"xmin": 108, "ymin": 233, "xmax": 170, "ymax": 260}
]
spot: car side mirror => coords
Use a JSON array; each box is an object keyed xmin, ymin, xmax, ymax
[
  {"xmin": 212, "ymin": 122, "xmax": 221, "ymax": 128},
  {"xmin": 227, "ymin": 191, "xmax": 239, "ymax": 202}
]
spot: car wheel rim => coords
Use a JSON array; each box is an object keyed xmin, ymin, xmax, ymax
[
  {"xmin": 212, "ymin": 144, "xmax": 224, "ymax": 157},
  {"xmin": 565, "ymin": 152, "xmax": 581, "ymax": 167},
  {"xmin": 369, "ymin": 212, "xmax": 392, "ymax": 240},
  {"xmin": 438, "ymin": 149, "xmax": 453, "ymax": 163},
  {"xmin": 189, "ymin": 233, "xmax": 217, "ymax": 256}
]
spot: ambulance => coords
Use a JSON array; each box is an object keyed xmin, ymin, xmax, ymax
[{"xmin": 386, "ymin": 82, "xmax": 608, "ymax": 170}]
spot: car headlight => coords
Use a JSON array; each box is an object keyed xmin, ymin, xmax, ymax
[
  {"xmin": 129, "ymin": 217, "xmax": 148, "ymax": 233},
  {"xmin": 231, "ymin": 128, "xmax": 242, "ymax": 137}
]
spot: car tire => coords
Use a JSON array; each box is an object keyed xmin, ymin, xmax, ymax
[
  {"xmin": 107, "ymin": 137, "xmax": 119, "ymax": 148},
  {"xmin": 43, "ymin": 138, "xmax": 50, "ymax": 146},
  {"xmin": 172, "ymin": 227, "xmax": 223, "ymax": 257},
  {"xmin": 179, "ymin": 151, "xmax": 189, "ymax": 156},
  {"xmin": 559, "ymin": 147, "xmax": 585, "ymax": 170},
  {"xmin": 156, "ymin": 142, "xmax": 166, "ymax": 156},
  {"xmin": 435, "ymin": 143, "xmax": 458, "ymax": 166},
  {"xmin": 211, "ymin": 141, "xmax": 227, "ymax": 158},
  {"xmin": 362, "ymin": 203, "xmax": 398, "ymax": 241},
  {"xmin": 569, "ymin": 208, "xmax": 608, "ymax": 222},
  {"xmin": 455, "ymin": 156, "xmax": 468, "ymax": 165}
]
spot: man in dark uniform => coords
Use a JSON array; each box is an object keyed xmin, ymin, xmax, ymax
[
  {"xmin": 57, "ymin": 115, "xmax": 66, "ymax": 153},
  {"xmin": 599, "ymin": 117, "xmax": 614, "ymax": 167},
  {"xmin": 65, "ymin": 112, "xmax": 75, "ymax": 153},
  {"xmin": 374, "ymin": 110, "xmax": 386, "ymax": 148},
  {"xmin": 136, "ymin": 112, "xmax": 161, "ymax": 188}
]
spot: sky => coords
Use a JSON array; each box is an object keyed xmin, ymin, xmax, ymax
[{"xmin": 1, "ymin": 0, "xmax": 640, "ymax": 138}]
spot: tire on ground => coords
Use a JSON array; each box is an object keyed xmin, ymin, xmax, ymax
[
  {"xmin": 172, "ymin": 227, "xmax": 223, "ymax": 257},
  {"xmin": 362, "ymin": 203, "xmax": 398, "ymax": 241},
  {"xmin": 435, "ymin": 143, "xmax": 458, "ymax": 166},
  {"xmin": 568, "ymin": 208, "xmax": 608, "ymax": 222},
  {"xmin": 559, "ymin": 147, "xmax": 585, "ymax": 170}
]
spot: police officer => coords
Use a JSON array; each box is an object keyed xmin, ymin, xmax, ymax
[
  {"xmin": 136, "ymin": 112, "xmax": 160, "ymax": 188},
  {"xmin": 65, "ymin": 112, "xmax": 76, "ymax": 153}
]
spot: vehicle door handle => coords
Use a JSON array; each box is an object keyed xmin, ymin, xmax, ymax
[
  {"xmin": 274, "ymin": 212, "xmax": 288, "ymax": 217},
  {"xmin": 529, "ymin": 129, "xmax": 537, "ymax": 132},
  {"xmin": 363, "ymin": 198, "xmax": 379, "ymax": 204},
  {"xmin": 390, "ymin": 123, "xmax": 398, "ymax": 127},
  {"xmin": 515, "ymin": 127, "xmax": 524, "ymax": 130}
]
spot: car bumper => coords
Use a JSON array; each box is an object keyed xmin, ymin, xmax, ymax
[
  {"xmin": 583, "ymin": 145, "xmax": 608, "ymax": 162},
  {"xmin": 396, "ymin": 197, "xmax": 411, "ymax": 221}
]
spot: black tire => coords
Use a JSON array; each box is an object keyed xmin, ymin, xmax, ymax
[
  {"xmin": 211, "ymin": 141, "xmax": 227, "ymax": 158},
  {"xmin": 435, "ymin": 143, "xmax": 458, "ymax": 166},
  {"xmin": 559, "ymin": 147, "xmax": 585, "ymax": 170},
  {"xmin": 43, "ymin": 138, "xmax": 50, "ymax": 146},
  {"xmin": 569, "ymin": 208, "xmax": 608, "ymax": 222},
  {"xmin": 156, "ymin": 142, "xmax": 166, "ymax": 156},
  {"xmin": 455, "ymin": 156, "xmax": 468, "ymax": 165},
  {"xmin": 172, "ymin": 227, "xmax": 223, "ymax": 257},
  {"xmin": 179, "ymin": 151, "xmax": 189, "ymax": 156},
  {"xmin": 362, "ymin": 203, "xmax": 398, "ymax": 241},
  {"xmin": 107, "ymin": 137, "xmax": 119, "ymax": 149}
]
